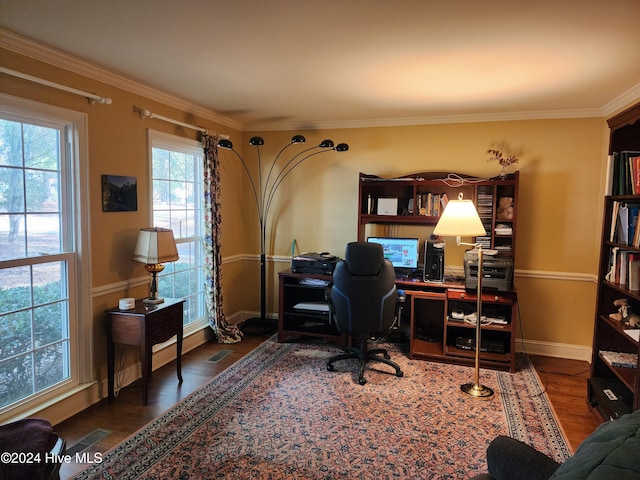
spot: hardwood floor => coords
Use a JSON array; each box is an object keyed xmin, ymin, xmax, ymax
[
  {"xmin": 528, "ymin": 354, "xmax": 600, "ymax": 451},
  {"xmin": 54, "ymin": 336, "xmax": 600, "ymax": 479}
]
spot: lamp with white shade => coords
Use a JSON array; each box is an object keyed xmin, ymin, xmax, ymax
[
  {"xmin": 433, "ymin": 192, "xmax": 494, "ymax": 399},
  {"xmin": 132, "ymin": 227, "xmax": 179, "ymax": 305}
]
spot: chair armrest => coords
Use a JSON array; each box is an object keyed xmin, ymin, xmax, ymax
[
  {"xmin": 393, "ymin": 289, "xmax": 405, "ymax": 327},
  {"xmin": 485, "ymin": 436, "xmax": 560, "ymax": 480}
]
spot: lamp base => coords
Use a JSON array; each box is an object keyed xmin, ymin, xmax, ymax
[
  {"xmin": 461, "ymin": 382, "xmax": 494, "ymax": 399},
  {"xmin": 240, "ymin": 316, "xmax": 277, "ymax": 335},
  {"xmin": 143, "ymin": 297, "xmax": 165, "ymax": 305}
]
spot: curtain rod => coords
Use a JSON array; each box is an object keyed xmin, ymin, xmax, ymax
[
  {"xmin": 0, "ymin": 66, "xmax": 112, "ymax": 105},
  {"xmin": 134, "ymin": 106, "xmax": 227, "ymax": 138}
]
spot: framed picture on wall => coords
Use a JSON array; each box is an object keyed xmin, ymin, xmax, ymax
[{"xmin": 101, "ymin": 174, "xmax": 137, "ymax": 212}]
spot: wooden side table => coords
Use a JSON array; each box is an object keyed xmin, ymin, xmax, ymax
[{"xmin": 106, "ymin": 298, "xmax": 185, "ymax": 405}]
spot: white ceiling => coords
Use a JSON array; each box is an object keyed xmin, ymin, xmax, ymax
[{"xmin": 1, "ymin": 0, "xmax": 640, "ymax": 130}]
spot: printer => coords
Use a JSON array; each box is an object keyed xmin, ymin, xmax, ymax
[
  {"xmin": 463, "ymin": 251, "xmax": 513, "ymax": 291},
  {"xmin": 291, "ymin": 252, "xmax": 339, "ymax": 275}
]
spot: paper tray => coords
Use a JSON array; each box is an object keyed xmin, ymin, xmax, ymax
[{"xmin": 293, "ymin": 302, "xmax": 329, "ymax": 312}]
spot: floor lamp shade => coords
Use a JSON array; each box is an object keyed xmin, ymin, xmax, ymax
[
  {"xmin": 433, "ymin": 193, "xmax": 486, "ymax": 238},
  {"xmin": 132, "ymin": 227, "xmax": 179, "ymax": 304},
  {"xmin": 432, "ymin": 193, "xmax": 493, "ymax": 399}
]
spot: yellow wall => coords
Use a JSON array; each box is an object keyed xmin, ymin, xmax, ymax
[
  {"xmin": 1, "ymin": 44, "xmax": 633, "ymax": 383},
  {"xmin": 247, "ymin": 120, "xmax": 608, "ymax": 352},
  {"xmin": 0, "ymin": 48, "xmax": 253, "ymax": 382}
]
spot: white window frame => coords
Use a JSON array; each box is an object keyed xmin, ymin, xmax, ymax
[
  {"xmin": 147, "ymin": 129, "xmax": 207, "ymax": 335},
  {"xmin": 0, "ymin": 94, "xmax": 92, "ymax": 421}
]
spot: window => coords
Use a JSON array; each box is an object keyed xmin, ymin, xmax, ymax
[
  {"xmin": 149, "ymin": 130, "xmax": 205, "ymax": 329},
  {"xmin": 0, "ymin": 95, "xmax": 89, "ymax": 416}
]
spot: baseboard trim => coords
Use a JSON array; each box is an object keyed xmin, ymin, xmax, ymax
[{"xmin": 516, "ymin": 338, "xmax": 592, "ymax": 362}]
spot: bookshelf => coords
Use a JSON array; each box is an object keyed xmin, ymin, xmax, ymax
[{"xmin": 589, "ymin": 102, "xmax": 640, "ymax": 421}]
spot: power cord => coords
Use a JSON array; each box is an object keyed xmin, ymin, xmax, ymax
[{"xmin": 114, "ymin": 345, "xmax": 129, "ymax": 397}]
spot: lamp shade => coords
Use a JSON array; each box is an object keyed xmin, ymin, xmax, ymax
[
  {"xmin": 432, "ymin": 193, "xmax": 486, "ymax": 237},
  {"xmin": 132, "ymin": 227, "xmax": 179, "ymax": 264}
]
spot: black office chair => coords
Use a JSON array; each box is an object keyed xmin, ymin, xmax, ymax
[{"xmin": 326, "ymin": 241, "xmax": 404, "ymax": 385}]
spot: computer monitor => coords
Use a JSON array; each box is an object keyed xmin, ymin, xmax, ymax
[{"xmin": 366, "ymin": 237, "xmax": 420, "ymax": 274}]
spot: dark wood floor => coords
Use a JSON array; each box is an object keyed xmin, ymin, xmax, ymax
[{"xmin": 55, "ymin": 335, "xmax": 600, "ymax": 479}]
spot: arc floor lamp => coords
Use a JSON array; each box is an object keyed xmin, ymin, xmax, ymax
[
  {"xmin": 433, "ymin": 192, "xmax": 494, "ymax": 399},
  {"xmin": 217, "ymin": 135, "xmax": 349, "ymax": 323}
]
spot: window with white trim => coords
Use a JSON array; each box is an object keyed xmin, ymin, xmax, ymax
[
  {"xmin": 0, "ymin": 95, "xmax": 89, "ymax": 416},
  {"xmin": 149, "ymin": 130, "xmax": 205, "ymax": 328}
]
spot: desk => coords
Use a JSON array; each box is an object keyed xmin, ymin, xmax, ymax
[
  {"xmin": 106, "ymin": 298, "xmax": 185, "ymax": 405},
  {"xmin": 278, "ymin": 269, "xmax": 517, "ymax": 372}
]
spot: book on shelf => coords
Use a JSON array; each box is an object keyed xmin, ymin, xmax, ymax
[
  {"xmin": 616, "ymin": 205, "xmax": 629, "ymax": 245},
  {"xmin": 619, "ymin": 250, "xmax": 628, "ymax": 286},
  {"xmin": 610, "ymin": 200, "xmax": 620, "ymax": 242},
  {"xmin": 600, "ymin": 350, "xmax": 638, "ymax": 368},
  {"xmin": 418, "ymin": 192, "xmax": 446, "ymax": 216},
  {"xmin": 630, "ymin": 154, "xmax": 640, "ymax": 194},
  {"xmin": 605, "ymin": 248, "xmax": 640, "ymax": 288},
  {"xmin": 629, "ymin": 204, "xmax": 640, "ymax": 245},
  {"xmin": 629, "ymin": 256, "xmax": 640, "ymax": 291},
  {"xmin": 440, "ymin": 192, "xmax": 449, "ymax": 210},
  {"xmin": 609, "ymin": 200, "xmax": 640, "ymax": 247},
  {"xmin": 612, "ymin": 151, "xmax": 640, "ymax": 195}
]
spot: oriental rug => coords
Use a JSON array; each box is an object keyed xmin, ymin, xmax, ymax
[{"xmin": 73, "ymin": 337, "xmax": 571, "ymax": 479}]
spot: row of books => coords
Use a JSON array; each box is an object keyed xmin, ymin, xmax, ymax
[
  {"xmin": 600, "ymin": 350, "xmax": 638, "ymax": 369},
  {"xmin": 608, "ymin": 151, "xmax": 640, "ymax": 196},
  {"xmin": 476, "ymin": 186, "xmax": 494, "ymax": 249},
  {"xmin": 609, "ymin": 201, "xmax": 640, "ymax": 247},
  {"xmin": 416, "ymin": 192, "xmax": 448, "ymax": 216},
  {"xmin": 606, "ymin": 247, "xmax": 640, "ymax": 290}
]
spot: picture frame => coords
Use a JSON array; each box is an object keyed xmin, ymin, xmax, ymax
[{"xmin": 102, "ymin": 174, "xmax": 137, "ymax": 212}]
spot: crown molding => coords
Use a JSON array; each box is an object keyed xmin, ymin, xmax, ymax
[
  {"xmin": 601, "ymin": 82, "xmax": 640, "ymax": 117},
  {"xmin": 3, "ymin": 27, "xmax": 638, "ymax": 133},
  {"xmin": 245, "ymin": 108, "xmax": 608, "ymax": 131},
  {"xmin": 0, "ymin": 28, "xmax": 243, "ymax": 132}
]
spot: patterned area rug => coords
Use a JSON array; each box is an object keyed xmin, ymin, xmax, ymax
[{"xmin": 73, "ymin": 337, "xmax": 571, "ymax": 479}]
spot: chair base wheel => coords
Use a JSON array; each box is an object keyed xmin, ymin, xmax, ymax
[{"xmin": 396, "ymin": 370, "xmax": 404, "ymax": 378}]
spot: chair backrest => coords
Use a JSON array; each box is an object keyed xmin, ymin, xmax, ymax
[{"xmin": 330, "ymin": 242, "xmax": 397, "ymax": 336}]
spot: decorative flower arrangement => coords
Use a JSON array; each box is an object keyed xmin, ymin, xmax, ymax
[{"xmin": 486, "ymin": 148, "xmax": 519, "ymax": 178}]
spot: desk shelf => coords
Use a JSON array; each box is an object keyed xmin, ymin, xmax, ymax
[{"xmin": 278, "ymin": 270, "xmax": 347, "ymax": 347}]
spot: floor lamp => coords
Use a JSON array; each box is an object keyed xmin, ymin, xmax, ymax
[
  {"xmin": 217, "ymin": 136, "xmax": 349, "ymax": 323},
  {"xmin": 433, "ymin": 192, "xmax": 494, "ymax": 399}
]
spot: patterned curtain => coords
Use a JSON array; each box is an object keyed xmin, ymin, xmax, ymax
[{"xmin": 201, "ymin": 134, "xmax": 244, "ymax": 344}]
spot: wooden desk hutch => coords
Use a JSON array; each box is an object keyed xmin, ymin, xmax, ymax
[{"xmin": 278, "ymin": 171, "xmax": 520, "ymax": 372}]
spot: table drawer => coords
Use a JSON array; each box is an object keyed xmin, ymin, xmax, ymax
[
  {"xmin": 447, "ymin": 289, "xmax": 513, "ymax": 304},
  {"xmin": 147, "ymin": 303, "xmax": 183, "ymax": 343}
]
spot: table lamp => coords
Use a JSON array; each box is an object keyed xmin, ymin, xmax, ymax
[
  {"xmin": 132, "ymin": 227, "xmax": 179, "ymax": 304},
  {"xmin": 433, "ymin": 192, "xmax": 494, "ymax": 399}
]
